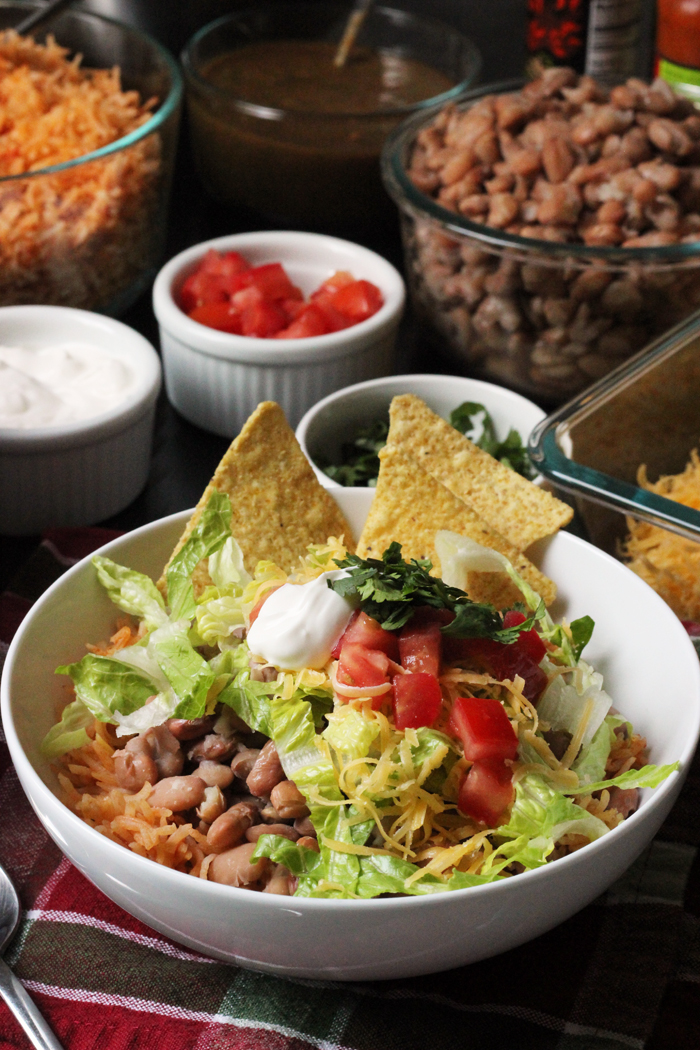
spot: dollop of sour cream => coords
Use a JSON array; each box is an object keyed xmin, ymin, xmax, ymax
[
  {"xmin": 246, "ymin": 569, "xmax": 355, "ymax": 671},
  {"xmin": 0, "ymin": 343, "xmax": 135, "ymax": 429}
]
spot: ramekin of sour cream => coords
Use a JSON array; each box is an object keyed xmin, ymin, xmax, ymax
[{"xmin": 0, "ymin": 306, "xmax": 161, "ymax": 535}]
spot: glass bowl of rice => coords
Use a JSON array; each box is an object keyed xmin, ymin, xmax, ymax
[{"xmin": 0, "ymin": 3, "xmax": 182, "ymax": 315}]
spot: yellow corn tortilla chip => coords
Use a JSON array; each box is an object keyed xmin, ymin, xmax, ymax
[
  {"xmin": 388, "ymin": 394, "xmax": 572, "ymax": 550},
  {"xmin": 357, "ymin": 443, "xmax": 556, "ymax": 607},
  {"xmin": 158, "ymin": 401, "xmax": 354, "ymax": 598}
]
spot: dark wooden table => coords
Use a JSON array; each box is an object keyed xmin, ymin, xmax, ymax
[{"xmin": 0, "ymin": 0, "xmax": 537, "ymax": 589}]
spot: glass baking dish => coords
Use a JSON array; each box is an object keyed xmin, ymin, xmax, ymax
[{"xmin": 528, "ymin": 308, "xmax": 700, "ymax": 553}]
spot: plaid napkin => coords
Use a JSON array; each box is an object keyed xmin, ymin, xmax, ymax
[{"xmin": 1, "ymin": 531, "xmax": 699, "ymax": 1050}]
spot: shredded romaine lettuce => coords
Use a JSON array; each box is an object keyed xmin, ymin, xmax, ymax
[
  {"xmin": 166, "ymin": 492, "xmax": 233, "ymax": 621},
  {"xmin": 92, "ymin": 556, "xmax": 168, "ymax": 632}
]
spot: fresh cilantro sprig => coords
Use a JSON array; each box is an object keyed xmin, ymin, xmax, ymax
[
  {"xmin": 329, "ymin": 542, "xmax": 540, "ymax": 641},
  {"xmin": 449, "ymin": 403, "xmax": 534, "ymax": 479}
]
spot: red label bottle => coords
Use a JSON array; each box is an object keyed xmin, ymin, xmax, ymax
[{"xmin": 656, "ymin": 0, "xmax": 700, "ymax": 101}]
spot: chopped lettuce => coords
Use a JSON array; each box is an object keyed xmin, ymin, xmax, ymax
[
  {"xmin": 537, "ymin": 658, "xmax": 612, "ymax": 748},
  {"xmin": 92, "ymin": 556, "xmax": 168, "ymax": 632},
  {"xmin": 562, "ymin": 762, "xmax": 680, "ymax": 796},
  {"xmin": 322, "ymin": 708, "xmax": 380, "ymax": 764},
  {"xmin": 495, "ymin": 773, "xmax": 610, "ymax": 866},
  {"xmin": 208, "ymin": 536, "xmax": 251, "ymax": 592},
  {"xmin": 166, "ymin": 492, "xmax": 233, "ymax": 621},
  {"xmin": 40, "ymin": 698, "xmax": 94, "ymax": 758},
  {"xmin": 55, "ymin": 654, "xmax": 157, "ymax": 721},
  {"xmin": 572, "ymin": 716, "xmax": 615, "ymax": 786},
  {"xmin": 147, "ymin": 620, "xmax": 216, "ymax": 720},
  {"xmin": 195, "ymin": 596, "xmax": 245, "ymax": 648}
]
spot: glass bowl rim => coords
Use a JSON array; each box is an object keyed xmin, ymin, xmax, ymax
[
  {"xmin": 381, "ymin": 77, "xmax": 700, "ymax": 267},
  {"xmin": 527, "ymin": 308, "xmax": 700, "ymax": 541},
  {"xmin": 181, "ymin": 1, "xmax": 482, "ymax": 121},
  {"xmin": 0, "ymin": 1, "xmax": 183, "ymax": 185}
]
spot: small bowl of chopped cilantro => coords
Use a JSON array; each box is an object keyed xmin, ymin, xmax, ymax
[{"xmin": 296, "ymin": 373, "xmax": 545, "ymax": 488}]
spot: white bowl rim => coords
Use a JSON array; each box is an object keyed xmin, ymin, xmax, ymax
[
  {"xmin": 295, "ymin": 372, "xmax": 547, "ymax": 488},
  {"xmin": 152, "ymin": 231, "xmax": 406, "ymax": 365},
  {"xmin": 0, "ymin": 306, "xmax": 162, "ymax": 448},
  {"xmin": 3, "ymin": 507, "xmax": 698, "ymax": 912}
]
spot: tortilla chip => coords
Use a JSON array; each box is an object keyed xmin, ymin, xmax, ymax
[
  {"xmin": 158, "ymin": 401, "xmax": 354, "ymax": 598},
  {"xmin": 388, "ymin": 394, "xmax": 572, "ymax": 550},
  {"xmin": 357, "ymin": 443, "xmax": 556, "ymax": 607}
]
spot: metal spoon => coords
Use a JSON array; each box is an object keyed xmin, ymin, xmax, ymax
[
  {"xmin": 0, "ymin": 862, "xmax": 64, "ymax": 1050},
  {"xmin": 334, "ymin": 0, "xmax": 374, "ymax": 68}
]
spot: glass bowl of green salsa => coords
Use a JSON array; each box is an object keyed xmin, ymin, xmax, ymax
[{"xmin": 181, "ymin": 3, "xmax": 481, "ymax": 232}]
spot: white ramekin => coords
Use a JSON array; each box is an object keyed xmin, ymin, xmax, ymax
[
  {"xmin": 0, "ymin": 306, "xmax": 161, "ymax": 535},
  {"xmin": 296, "ymin": 373, "xmax": 546, "ymax": 486},
  {"xmin": 152, "ymin": 231, "xmax": 405, "ymax": 436}
]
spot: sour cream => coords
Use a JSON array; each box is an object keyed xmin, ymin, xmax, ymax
[
  {"xmin": 246, "ymin": 569, "xmax": 355, "ymax": 671},
  {"xmin": 0, "ymin": 343, "xmax": 135, "ymax": 429}
]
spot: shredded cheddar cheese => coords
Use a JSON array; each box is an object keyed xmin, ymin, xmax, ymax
[{"xmin": 621, "ymin": 451, "xmax": 700, "ymax": 619}]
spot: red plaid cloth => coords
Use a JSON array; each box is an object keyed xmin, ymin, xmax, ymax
[{"xmin": 1, "ymin": 529, "xmax": 700, "ymax": 1050}]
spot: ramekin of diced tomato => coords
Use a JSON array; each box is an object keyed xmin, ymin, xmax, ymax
[{"xmin": 153, "ymin": 231, "xmax": 405, "ymax": 437}]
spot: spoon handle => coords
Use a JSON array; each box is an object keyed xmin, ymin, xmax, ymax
[{"xmin": 0, "ymin": 958, "xmax": 64, "ymax": 1050}]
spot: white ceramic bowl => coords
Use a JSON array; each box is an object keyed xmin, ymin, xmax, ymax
[
  {"xmin": 152, "ymin": 232, "xmax": 405, "ymax": 436},
  {"xmin": 296, "ymin": 373, "xmax": 546, "ymax": 486},
  {"xmin": 2, "ymin": 487, "xmax": 699, "ymax": 980},
  {"xmin": 0, "ymin": 306, "xmax": 161, "ymax": 535}
]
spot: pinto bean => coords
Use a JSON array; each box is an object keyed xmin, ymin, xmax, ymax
[
  {"xmin": 647, "ymin": 118, "xmax": 693, "ymax": 157},
  {"xmin": 293, "ymin": 816, "xmax": 316, "ymax": 837},
  {"xmin": 166, "ymin": 716, "xmax": 215, "ymax": 741},
  {"xmin": 148, "ymin": 775, "xmax": 206, "ymax": 812},
  {"xmin": 542, "ymin": 138, "xmax": 575, "ymax": 183},
  {"xmin": 208, "ymin": 842, "xmax": 272, "ymax": 889},
  {"xmin": 207, "ymin": 800, "xmax": 259, "ymax": 850},
  {"xmin": 607, "ymin": 786, "xmax": 640, "ymax": 818},
  {"xmin": 197, "ymin": 785, "xmax": 226, "ymax": 824},
  {"xmin": 246, "ymin": 740, "xmax": 285, "ymax": 798},
  {"xmin": 263, "ymin": 863, "xmax": 293, "ymax": 895},
  {"xmin": 188, "ymin": 732, "xmax": 239, "ymax": 764},
  {"xmin": 196, "ymin": 760, "xmax": 234, "ymax": 789},
  {"xmin": 113, "ymin": 749, "xmax": 157, "ymax": 792},
  {"xmin": 269, "ymin": 781, "xmax": 310, "ymax": 820},
  {"xmin": 296, "ymin": 836, "xmax": 320, "ymax": 852},
  {"xmin": 246, "ymin": 823, "xmax": 299, "ymax": 843},
  {"xmin": 230, "ymin": 748, "xmax": 260, "ymax": 785},
  {"xmin": 141, "ymin": 725, "xmax": 184, "ymax": 779}
]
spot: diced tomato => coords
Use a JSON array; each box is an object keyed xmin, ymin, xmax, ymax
[
  {"xmin": 399, "ymin": 617, "xmax": 441, "ymax": 678},
  {"xmin": 458, "ymin": 758, "xmax": 514, "ymax": 827},
  {"xmin": 198, "ymin": 249, "xmax": 250, "ymax": 278},
  {"xmin": 444, "ymin": 635, "xmax": 548, "ymax": 704},
  {"xmin": 337, "ymin": 643, "xmax": 391, "ymax": 688},
  {"xmin": 281, "ymin": 297, "xmax": 307, "ymax": 321},
  {"xmin": 311, "ymin": 271, "xmax": 355, "ymax": 298},
  {"xmin": 332, "ymin": 611, "xmax": 399, "ymax": 661},
  {"xmin": 275, "ymin": 303, "xmax": 332, "ymax": 339},
  {"xmin": 187, "ymin": 302, "xmax": 243, "ymax": 334},
  {"xmin": 240, "ymin": 299, "xmax": 288, "ymax": 338},
  {"xmin": 179, "ymin": 271, "xmax": 230, "ymax": 312},
  {"xmin": 393, "ymin": 672, "xmax": 442, "ymax": 731},
  {"xmin": 181, "ymin": 250, "xmax": 383, "ymax": 338},
  {"xmin": 248, "ymin": 584, "xmax": 283, "ymax": 627},
  {"xmin": 503, "ymin": 609, "xmax": 546, "ymax": 664},
  {"xmin": 332, "ymin": 279, "xmax": 384, "ymax": 323},
  {"xmin": 311, "ymin": 289, "xmax": 355, "ymax": 332},
  {"xmin": 246, "ymin": 263, "xmax": 302, "ymax": 301},
  {"xmin": 449, "ymin": 696, "xmax": 518, "ymax": 762}
]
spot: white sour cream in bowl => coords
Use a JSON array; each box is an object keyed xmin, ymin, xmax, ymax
[{"xmin": 0, "ymin": 343, "xmax": 135, "ymax": 429}]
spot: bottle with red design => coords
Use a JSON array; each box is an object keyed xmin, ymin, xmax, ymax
[
  {"xmin": 656, "ymin": 0, "xmax": 700, "ymax": 102},
  {"xmin": 526, "ymin": 0, "xmax": 644, "ymax": 86}
]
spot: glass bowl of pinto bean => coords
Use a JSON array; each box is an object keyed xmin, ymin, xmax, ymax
[{"xmin": 381, "ymin": 67, "xmax": 700, "ymax": 405}]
